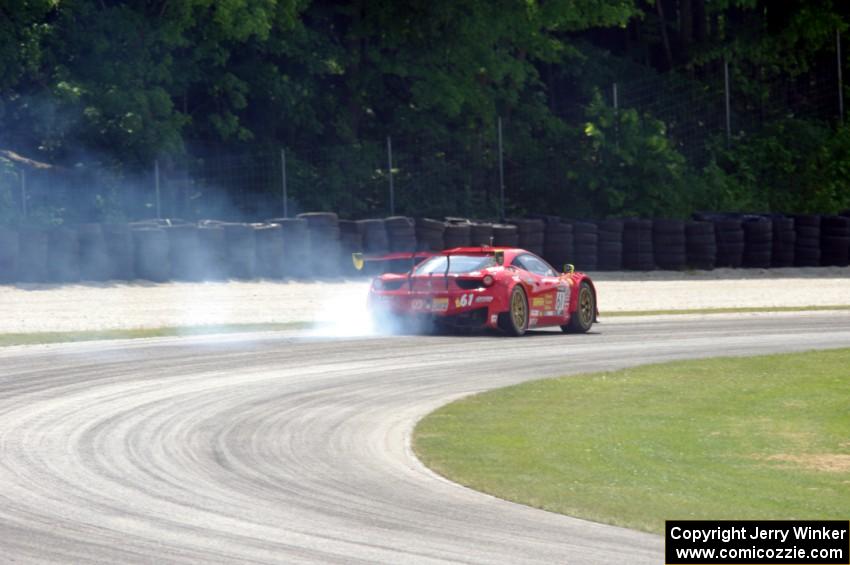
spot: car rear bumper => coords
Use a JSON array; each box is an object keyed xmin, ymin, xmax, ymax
[{"xmin": 369, "ymin": 289, "xmax": 504, "ymax": 329}]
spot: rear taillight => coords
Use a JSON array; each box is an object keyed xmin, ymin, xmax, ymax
[{"xmin": 482, "ymin": 275, "xmax": 494, "ymax": 287}]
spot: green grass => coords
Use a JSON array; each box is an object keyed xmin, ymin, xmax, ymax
[
  {"xmin": 0, "ymin": 322, "xmax": 309, "ymax": 347},
  {"xmin": 414, "ymin": 349, "xmax": 850, "ymax": 534},
  {"xmin": 607, "ymin": 305, "xmax": 850, "ymax": 317}
]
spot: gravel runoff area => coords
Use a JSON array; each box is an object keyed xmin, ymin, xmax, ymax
[{"xmin": 0, "ymin": 267, "xmax": 848, "ymax": 334}]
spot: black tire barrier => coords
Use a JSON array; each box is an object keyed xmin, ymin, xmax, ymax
[
  {"xmin": 543, "ymin": 219, "xmax": 573, "ymax": 270},
  {"xmin": 492, "ymin": 223, "xmax": 519, "ymax": 247},
  {"xmin": 48, "ymin": 226, "xmax": 80, "ymax": 283},
  {"xmin": 686, "ymin": 221, "xmax": 717, "ymax": 270},
  {"xmin": 792, "ymin": 215, "xmax": 821, "ymax": 266},
  {"xmin": 653, "ymin": 219, "xmax": 686, "ymax": 270},
  {"xmin": 18, "ymin": 228, "xmax": 49, "ymax": 282},
  {"xmin": 165, "ymin": 225, "xmax": 203, "ymax": 281},
  {"xmin": 742, "ymin": 217, "xmax": 773, "ymax": 268},
  {"xmin": 622, "ymin": 218, "xmax": 654, "ymax": 270},
  {"xmin": 771, "ymin": 216, "xmax": 796, "ymax": 268},
  {"xmin": 509, "ymin": 218, "xmax": 545, "ymax": 257},
  {"xmin": 272, "ymin": 218, "xmax": 310, "ymax": 278},
  {"xmin": 298, "ymin": 212, "xmax": 341, "ymax": 277},
  {"xmin": 132, "ymin": 228, "xmax": 170, "ymax": 282},
  {"xmin": 102, "ymin": 223, "xmax": 134, "ymax": 280},
  {"xmin": 570, "ymin": 222, "xmax": 598, "ymax": 271},
  {"xmin": 357, "ymin": 219, "xmax": 390, "ymax": 255},
  {"xmin": 222, "ymin": 223, "xmax": 256, "ymax": 279},
  {"xmin": 415, "ymin": 218, "xmax": 446, "ymax": 251},
  {"xmin": 254, "ymin": 223, "xmax": 285, "ymax": 279},
  {"xmin": 596, "ymin": 220, "xmax": 623, "ymax": 270},
  {"xmin": 0, "ymin": 227, "xmax": 19, "ymax": 283},
  {"xmin": 470, "ymin": 223, "xmax": 494, "ymax": 247},
  {"xmin": 338, "ymin": 220, "xmax": 364, "ymax": 276},
  {"xmin": 444, "ymin": 222, "xmax": 472, "ymax": 248},
  {"xmin": 385, "ymin": 216, "xmax": 417, "ymax": 253},
  {"xmin": 710, "ymin": 217, "xmax": 744, "ymax": 268},
  {"xmin": 78, "ymin": 223, "xmax": 110, "ymax": 281},
  {"xmin": 820, "ymin": 216, "xmax": 850, "ymax": 266},
  {"xmin": 197, "ymin": 222, "xmax": 228, "ymax": 280}
]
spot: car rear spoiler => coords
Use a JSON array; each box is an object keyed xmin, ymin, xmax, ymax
[{"xmin": 352, "ymin": 251, "xmax": 434, "ymax": 274}]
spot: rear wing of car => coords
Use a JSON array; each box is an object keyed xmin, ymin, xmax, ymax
[{"xmin": 352, "ymin": 251, "xmax": 434, "ymax": 275}]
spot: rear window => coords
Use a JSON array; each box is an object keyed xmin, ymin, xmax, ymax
[{"xmin": 414, "ymin": 255, "xmax": 495, "ymax": 275}]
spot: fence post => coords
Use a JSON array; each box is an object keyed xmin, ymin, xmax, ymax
[
  {"xmin": 612, "ymin": 82, "xmax": 619, "ymax": 110},
  {"xmin": 20, "ymin": 169, "xmax": 27, "ymax": 219},
  {"xmin": 497, "ymin": 117, "xmax": 505, "ymax": 222},
  {"xmin": 154, "ymin": 159, "xmax": 162, "ymax": 220},
  {"xmin": 724, "ymin": 58, "xmax": 732, "ymax": 144},
  {"xmin": 387, "ymin": 136, "xmax": 394, "ymax": 216},
  {"xmin": 838, "ymin": 29, "xmax": 844, "ymax": 124},
  {"xmin": 280, "ymin": 148, "xmax": 288, "ymax": 218}
]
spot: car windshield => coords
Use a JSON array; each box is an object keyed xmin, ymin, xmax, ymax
[{"xmin": 414, "ymin": 254, "xmax": 495, "ymax": 275}]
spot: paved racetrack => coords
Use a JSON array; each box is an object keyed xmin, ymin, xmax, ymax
[{"xmin": 1, "ymin": 312, "xmax": 849, "ymax": 564}]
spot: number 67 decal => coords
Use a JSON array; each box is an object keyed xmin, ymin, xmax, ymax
[{"xmin": 455, "ymin": 293, "xmax": 474, "ymax": 308}]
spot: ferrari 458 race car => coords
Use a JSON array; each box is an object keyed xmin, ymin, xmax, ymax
[{"xmin": 356, "ymin": 247, "xmax": 597, "ymax": 336}]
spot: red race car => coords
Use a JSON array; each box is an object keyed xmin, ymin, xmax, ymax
[{"xmin": 355, "ymin": 247, "xmax": 597, "ymax": 336}]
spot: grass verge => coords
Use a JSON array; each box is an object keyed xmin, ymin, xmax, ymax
[
  {"xmin": 413, "ymin": 349, "xmax": 850, "ymax": 534},
  {"xmin": 0, "ymin": 322, "xmax": 310, "ymax": 347},
  {"xmin": 607, "ymin": 305, "xmax": 850, "ymax": 317}
]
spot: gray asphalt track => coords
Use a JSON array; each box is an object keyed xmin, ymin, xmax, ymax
[{"xmin": 1, "ymin": 312, "xmax": 849, "ymax": 564}]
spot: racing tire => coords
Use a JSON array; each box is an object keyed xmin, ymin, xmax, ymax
[
  {"xmin": 498, "ymin": 285, "xmax": 529, "ymax": 337},
  {"xmin": 562, "ymin": 281, "xmax": 595, "ymax": 334}
]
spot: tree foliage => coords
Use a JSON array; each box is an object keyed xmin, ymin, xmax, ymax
[{"xmin": 0, "ymin": 0, "xmax": 847, "ymax": 222}]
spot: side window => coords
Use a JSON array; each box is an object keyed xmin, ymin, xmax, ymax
[{"xmin": 512, "ymin": 254, "xmax": 556, "ymax": 276}]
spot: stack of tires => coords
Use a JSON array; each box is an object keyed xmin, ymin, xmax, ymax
[
  {"xmin": 492, "ymin": 223, "xmax": 519, "ymax": 247},
  {"xmin": 222, "ymin": 223, "xmax": 256, "ymax": 279},
  {"xmin": 337, "ymin": 220, "xmax": 363, "ymax": 276},
  {"xmin": 742, "ymin": 217, "xmax": 773, "ymax": 268},
  {"xmin": 543, "ymin": 219, "xmax": 573, "ymax": 270},
  {"xmin": 0, "ymin": 227, "xmax": 18, "ymax": 283},
  {"xmin": 595, "ymin": 220, "xmax": 624, "ymax": 270},
  {"xmin": 711, "ymin": 217, "xmax": 744, "ymax": 268},
  {"xmin": 685, "ymin": 221, "xmax": 716, "ymax": 270},
  {"xmin": 166, "ymin": 224, "xmax": 203, "ymax": 281},
  {"xmin": 358, "ymin": 219, "xmax": 390, "ymax": 255},
  {"xmin": 771, "ymin": 215, "xmax": 796, "ymax": 267},
  {"xmin": 194, "ymin": 221, "xmax": 227, "ymax": 280},
  {"xmin": 385, "ymin": 216, "xmax": 417, "ymax": 252},
  {"xmin": 444, "ymin": 219, "xmax": 472, "ymax": 248},
  {"xmin": 415, "ymin": 218, "xmax": 445, "ymax": 251},
  {"xmin": 652, "ymin": 219, "xmax": 686, "ymax": 270},
  {"xmin": 622, "ymin": 219, "xmax": 654, "ymax": 270},
  {"xmin": 792, "ymin": 214, "xmax": 821, "ymax": 266},
  {"xmin": 78, "ymin": 224, "xmax": 110, "ymax": 281},
  {"xmin": 470, "ymin": 223, "xmax": 494, "ymax": 247},
  {"xmin": 132, "ymin": 226, "xmax": 171, "ymax": 282},
  {"xmin": 48, "ymin": 226, "xmax": 80, "ymax": 283},
  {"xmin": 509, "ymin": 218, "xmax": 545, "ymax": 257},
  {"xmin": 820, "ymin": 216, "xmax": 850, "ymax": 266},
  {"xmin": 18, "ymin": 227, "xmax": 49, "ymax": 282},
  {"xmin": 571, "ymin": 222, "xmax": 598, "ymax": 271},
  {"xmin": 297, "ymin": 212, "xmax": 341, "ymax": 277},
  {"xmin": 254, "ymin": 223, "xmax": 285, "ymax": 279},
  {"xmin": 274, "ymin": 218, "xmax": 310, "ymax": 278}
]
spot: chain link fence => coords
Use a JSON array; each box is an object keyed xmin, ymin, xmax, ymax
[{"xmin": 2, "ymin": 48, "xmax": 845, "ymax": 225}]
